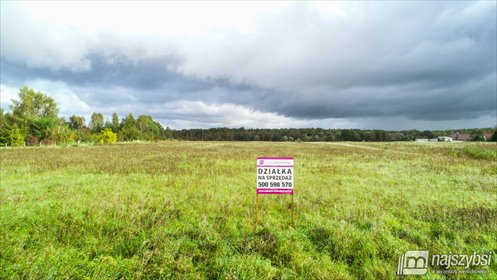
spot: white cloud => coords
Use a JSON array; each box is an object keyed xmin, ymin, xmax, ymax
[
  {"xmin": 151, "ymin": 101, "xmax": 363, "ymax": 129},
  {"xmin": 152, "ymin": 100, "xmax": 297, "ymax": 127},
  {"xmin": 0, "ymin": 3, "xmax": 92, "ymax": 71},
  {"xmin": 0, "ymin": 84, "xmax": 19, "ymax": 110},
  {"xmin": 17, "ymin": 1, "xmax": 289, "ymax": 35}
]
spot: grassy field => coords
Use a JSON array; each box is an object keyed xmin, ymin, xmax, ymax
[{"xmin": 1, "ymin": 141, "xmax": 496, "ymax": 279}]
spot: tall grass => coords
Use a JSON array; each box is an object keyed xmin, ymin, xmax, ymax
[
  {"xmin": 462, "ymin": 145, "xmax": 497, "ymax": 160},
  {"xmin": 1, "ymin": 142, "xmax": 496, "ymax": 279}
]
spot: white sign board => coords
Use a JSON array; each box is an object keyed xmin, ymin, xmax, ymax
[{"xmin": 256, "ymin": 157, "xmax": 294, "ymax": 194}]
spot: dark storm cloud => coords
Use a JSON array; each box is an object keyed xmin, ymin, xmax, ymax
[
  {"xmin": 220, "ymin": 1, "xmax": 497, "ymax": 122},
  {"xmin": 269, "ymin": 72, "xmax": 496, "ymax": 121},
  {"xmin": 0, "ymin": 55, "xmax": 265, "ymax": 108},
  {"xmin": 1, "ymin": 55, "xmax": 207, "ymax": 96}
]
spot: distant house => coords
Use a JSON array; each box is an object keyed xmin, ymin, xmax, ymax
[
  {"xmin": 415, "ymin": 139, "xmax": 428, "ymax": 142},
  {"xmin": 450, "ymin": 133, "xmax": 471, "ymax": 141},
  {"xmin": 438, "ymin": 136, "xmax": 452, "ymax": 142},
  {"xmin": 484, "ymin": 132, "xmax": 493, "ymax": 141}
]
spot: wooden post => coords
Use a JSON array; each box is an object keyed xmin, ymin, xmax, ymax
[
  {"xmin": 255, "ymin": 194, "xmax": 259, "ymax": 232},
  {"xmin": 291, "ymin": 193, "xmax": 295, "ymax": 227}
]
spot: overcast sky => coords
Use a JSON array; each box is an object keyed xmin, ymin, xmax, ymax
[{"xmin": 1, "ymin": 1, "xmax": 495, "ymax": 130}]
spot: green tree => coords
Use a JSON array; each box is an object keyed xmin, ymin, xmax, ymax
[
  {"xmin": 89, "ymin": 112, "xmax": 104, "ymax": 133},
  {"xmin": 122, "ymin": 113, "xmax": 136, "ymax": 128},
  {"xmin": 8, "ymin": 124, "xmax": 25, "ymax": 147},
  {"xmin": 0, "ymin": 109, "xmax": 8, "ymax": 144},
  {"xmin": 137, "ymin": 115, "xmax": 150, "ymax": 133},
  {"xmin": 119, "ymin": 113, "xmax": 139, "ymax": 141},
  {"xmin": 136, "ymin": 115, "xmax": 161, "ymax": 140},
  {"xmin": 111, "ymin": 113, "xmax": 120, "ymax": 133},
  {"xmin": 0, "ymin": 108, "xmax": 6, "ymax": 130},
  {"xmin": 10, "ymin": 86, "xmax": 59, "ymax": 122},
  {"xmin": 49, "ymin": 125, "xmax": 75, "ymax": 144},
  {"xmin": 471, "ymin": 129, "xmax": 485, "ymax": 141},
  {"xmin": 30, "ymin": 117, "xmax": 56, "ymax": 141},
  {"xmin": 420, "ymin": 130, "xmax": 435, "ymax": 139},
  {"xmin": 100, "ymin": 128, "xmax": 117, "ymax": 144},
  {"xmin": 342, "ymin": 129, "xmax": 361, "ymax": 141},
  {"xmin": 68, "ymin": 115, "xmax": 85, "ymax": 130}
]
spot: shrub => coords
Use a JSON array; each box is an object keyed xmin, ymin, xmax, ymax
[
  {"xmin": 8, "ymin": 124, "xmax": 25, "ymax": 147},
  {"xmin": 26, "ymin": 135, "xmax": 39, "ymax": 146},
  {"xmin": 100, "ymin": 128, "xmax": 117, "ymax": 144},
  {"xmin": 41, "ymin": 138, "xmax": 54, "ymax": 145},
  {"xmin": 49, "ymin": 125, "xmax": 75, "ymax": 144}
]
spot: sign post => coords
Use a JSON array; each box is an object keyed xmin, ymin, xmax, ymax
[{"xmin": 256, "ymin": 157, "xmax": 294, "ymax": 229}]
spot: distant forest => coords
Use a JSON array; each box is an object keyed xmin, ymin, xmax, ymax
[
  {"xmin": 172, "ymin": 127, "xmax": 496, "ymax": 142},
  {"xmin": 1, "ymin": 87, "xmax": 496, "ymax": 146}
]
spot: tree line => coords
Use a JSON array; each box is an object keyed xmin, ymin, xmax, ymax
[
  {"xmin": 0, "ymin": 86, "xmax": 495, "ymax": 146},
  {"xmin": 173, "ymin": 127, "xmax": 496, "ymax": 142},
  {"xmin": 0, "ymin": 86, "xmax": 172, "ymax": 146}
]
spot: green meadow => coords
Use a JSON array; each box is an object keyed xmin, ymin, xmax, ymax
[{"xmin": 1, "ymin": 141, "xmax": 496, "ymax": 279}]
